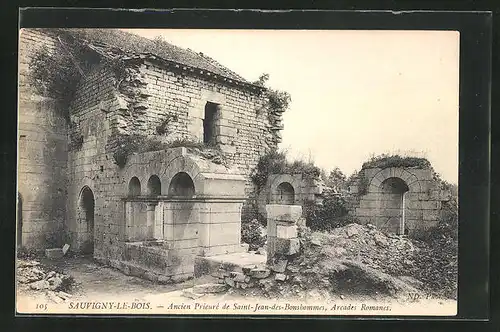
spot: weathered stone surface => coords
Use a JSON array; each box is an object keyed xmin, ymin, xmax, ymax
[
  {"xmin": 275, "ymin": 238, "xmax": 300, "ymax": 255},
  {"xmin": 266, "ymin": 205, "xmax": 303, "ymax": 222},
  {"xmin": 271, "ymin": 259, "xmax": 288, "ymax": 273},
  {"xmin": 250, "ymin": 268, "xmax": 271, "ymax": 279},
  {"xmin": 276, "ymin": 224, "xmax": 298, "ymax": 239},
  {"xmin": 275, "ymin": 273, "xmax": 286, "ymax": 281},
  {"xmin": 224, "ymin": 276, "xmax": 235, "ymax": 287}
]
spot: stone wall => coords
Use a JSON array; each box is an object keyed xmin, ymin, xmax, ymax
[
  {"xmin": 19, "ymin": 29, "xmax": 281, "ymax": 254},
  {"xmin": 18, "ymin": 29, "xmax": 69, "ymax": 249},
  {"xmin": 111, "ymin": 60, "xmax": 277, "ymax": 196},
  {"xmin": 67, "ymin": 62, "xmax": 124, "ymax": 258},
  {"xmin": 348, "ymin": 166, "xmax": 452, "ymax": 236},
  {"xmin": 256, "ymin": 173, "xmax": 324, "ymax": 217}
]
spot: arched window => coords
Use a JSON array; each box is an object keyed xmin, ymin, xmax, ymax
[
  {"xmin": 168, "ymin": 172, "xmax": 195, "ymax": 198},
  {"xmin": 147, "ymin": 175, "xmax": 162, "ymax": 196},
  {"xmin": 276, "ymin": 182, "xmax": 295, "ymax": 204},
  {"xmin": 128, "ymin": 177, "xmax": 141, "ymax": 196}
]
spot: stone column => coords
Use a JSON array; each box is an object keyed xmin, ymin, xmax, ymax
[
  {"xmin": 154, "ymin": 201, "xmax": 164, "ymax": 240},
  {"xmin": 146, "ymin": 202, "xmax": 157, "ymax": 240},
  {"xmin": 124, "ymin": 201, "xmax": 133, "ymax": 241},
  {"xmin": 265, "ymin": 204, "xmax": 302, "ymax": 265}
]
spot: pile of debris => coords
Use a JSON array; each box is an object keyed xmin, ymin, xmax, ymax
[
  {"xmin": 207, "ymin": 223, "xmax": 457, "ymax": 300},
  {"xmin": 17, "ymin": 259, "xmax": 75, "ymax": 303}
]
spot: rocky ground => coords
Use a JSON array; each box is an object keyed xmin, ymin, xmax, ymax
[{"xmin": 209, "ymin": 223, "xmax": 457, "ymax": 302}]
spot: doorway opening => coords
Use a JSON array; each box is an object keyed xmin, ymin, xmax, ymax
[
  {"xmin": 78, "ymin": 186, "xmax": 95, "ymax": 255},
  {"xmin": 380, "ymin": 177, "xmax": 409, "ymax": 234}
]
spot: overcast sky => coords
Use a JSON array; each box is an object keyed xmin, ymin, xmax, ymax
[{"xmin": 124, "ymin": 29, "xmax": 459, "ymax": 184}]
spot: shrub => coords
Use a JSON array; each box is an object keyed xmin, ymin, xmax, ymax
[
  {"xmin": 112, "ymin": 135, "xmax": 224, "ymax": 168},
  {"xmin": 251, "ymin": 150, "xmax": 321, "ymax": 191},
  {"xmin": 362, "ymin": 154, "xmax": 431, "ymax": 170},
  {"xmin": 303, "ymin": 196, "xmax": 352, "ymax": 231},
  {"xmin": 241, "ymin": 219, "xmax": 266, "ymax": 251},
  {"xmin": 413, "ymin": 197, "xmax": 458, "ymax": 243}
]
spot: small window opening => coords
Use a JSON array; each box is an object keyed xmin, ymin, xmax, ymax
[{"xmin": 203, "ymin": 102, "xmax": 219, "ymax": 146}]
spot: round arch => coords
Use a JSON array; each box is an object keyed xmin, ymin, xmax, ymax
[
  {"xmin": 128, "ymin": 177, "xmax": 141, "ymax": 196},
  {"xmin": 276, "ymin": 182, "xmax": 295, "ymax": 204},
  {"xmin": 147, "ymin": 175, "xmax": 161, "ymax": 196},
  {"xmin": 168, "ymin": 172, "xmax": 195, "ymax": 198},
  {"xmin": 78, "ymin": 186, "xmax": 95, "ymax": 255}
]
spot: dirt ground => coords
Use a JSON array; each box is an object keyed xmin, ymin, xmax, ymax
[
  {"xmin": 17, "ymin": 256, "xmax": 214, "ymax": 302},
  {"xmin": 16, "ymin": 256, "xmax": 457, "ymax": 316}
]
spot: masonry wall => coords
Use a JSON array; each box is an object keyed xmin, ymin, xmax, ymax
[
  {"xmin": 113, "ymin": 61, "xmax": 276, "ymax": 196},
  {"xmin": 349, "ymin": 167, "xmax": 453, "ymax": 235},
  {"xmin": 67, "ymin": 55, "xmax": 278, "ymax": 261},
  {"xmin": 18, "ymin": 29, "xmax": 69, "ymax": 249},
  {"xmin": 67, "ymin": 62, "xmax": 127, "ymax": 260}
]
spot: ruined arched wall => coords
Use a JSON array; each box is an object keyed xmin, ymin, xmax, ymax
[
  {"xmin": 351, "ymin": 167, "xmax": 452, "ymax": 235},
  {"xmin": 256, "ymin": 173, "xmax": 324, "ymax": 217}
]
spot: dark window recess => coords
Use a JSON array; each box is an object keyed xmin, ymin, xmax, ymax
[{"xmin": 203, "ymin": 102, "xmax": 219, "ymax": 145}]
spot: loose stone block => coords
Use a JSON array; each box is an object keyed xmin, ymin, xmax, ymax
[
  {"xmin": 250, "ymin": 268, "xmax": 271, "ymax": 279},
  {"xmin": 275, "ymin": 273, "xmax": 286, "ymax": 281}
]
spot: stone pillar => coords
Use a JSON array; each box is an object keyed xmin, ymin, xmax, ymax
[
  {"xmin": 146, "ymin": 202, "xmax": 157, "ymax": 240},
  {"xmin": 124, "ymin": 201, "xmax": 133, "ymax": 241},
  {"xmin": 265, "ymin": 204, "xmax": 302, "ymax": 264},
  {"xmin": 154, "ymin": 201, "xmax": 164, "ymax": 240}
]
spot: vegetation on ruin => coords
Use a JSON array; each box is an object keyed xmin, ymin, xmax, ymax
[
  {"xmin": 250, "ymin": 150, "xmax": 322, "ymax": 191},
  {"xmin": 357, "ymin": 173, "xmax": 370, "ymax": 196},
  {"xmin": 112, "ymin": 135, "xmax": 225, "ymax": 168},
  {"xmin": 29, "ymin": 44, "xmax": 88, "ymax": 121},
  {"xmin": 361, "ymin": 153, "xmax": 432, "ymax": 170},
  {"xmin": 253, "ymin": 73, "xmax": 291, "ymax": 116},
  {"xmin": 303, "ymin": 195, "xmax": 354, "ymax": 231},
  {"xmin": 241, "ymin": 219, "xmax": 267, "ymax": 251},
  {"xmin": 322, "ymin": 167, "xmax": 348, "ymax": 192}
]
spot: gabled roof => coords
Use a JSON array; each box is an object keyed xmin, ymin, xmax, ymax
[{"xmin": 47, "ymin": 28, "xmax": 264, "ymax": 92}]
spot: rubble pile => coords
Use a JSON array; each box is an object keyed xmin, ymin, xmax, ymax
[
  {"xmin": 17, "ymin": 259, "xmax": 75, "ymax": 303},
  {"xmin": 213, "ymin": 223, "xmax": 456, "ymax": 300}
]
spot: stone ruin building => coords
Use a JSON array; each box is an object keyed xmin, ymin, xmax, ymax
[
  {"xmin": 18, "ymin": 28, "xmax": 285, "ymax": 282},
  {"xmin": 17, "ymin": 28, "xmax": 455, "ymax": 283},
  {"xmin": 345, "ymin": 162, "xmax": 453, "ymax": 236}
]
